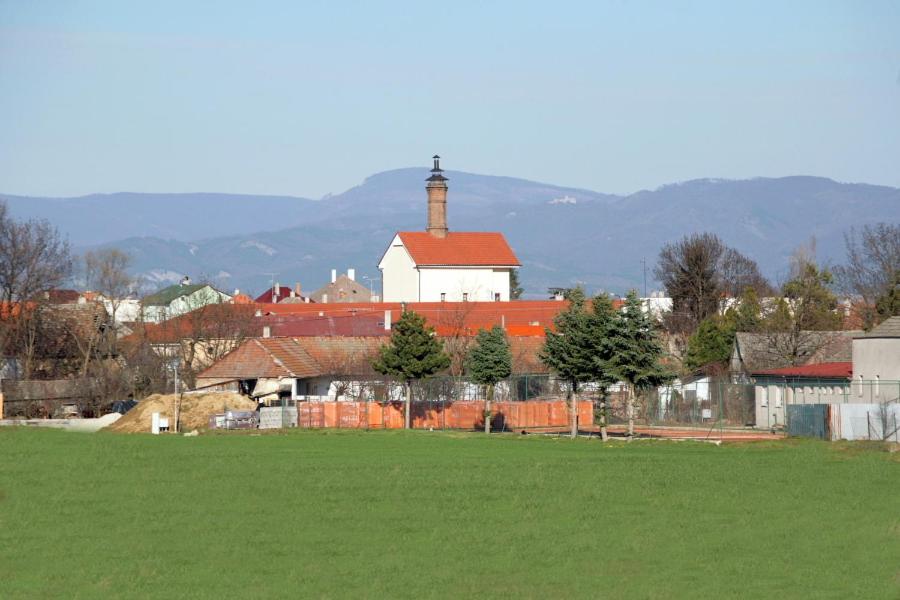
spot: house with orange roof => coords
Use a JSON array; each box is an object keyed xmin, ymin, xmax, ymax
[{"xmin": 378, "ymin": 156, "xmax": 520, "ymax": 303}]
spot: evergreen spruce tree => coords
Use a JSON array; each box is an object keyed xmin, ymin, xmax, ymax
[
  {"xmin": 588, "ymin": 293, "xmax": 621, "ymax": 441},
  {"xmin": 373, "ymin": 310, "xmax": 450, "ymax": 429},
  {"xmin": 467, "ymin": 326, "xmax": 512, "ymax": 433},
  {"xmin": 509, "ymin": 269, "xmax": 524, "ymax": 300},
  {"xmin": 540, "ymin": 288, "xmax": 594, "ymax": 438},
  {"xmin": 607, "ymin": 290, "xmax": 673, "ymax": 438},
  {"xmin": 683, "ymin": 316, "xmax": 735, "ymax": 373}
]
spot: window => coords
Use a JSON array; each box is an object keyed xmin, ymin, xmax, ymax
[
  {"xmin": 875, "ymin": 375, "xmax": 880, "ymax": 397},
  {"xmin": 774, "ymin": 386, "xmax": 783, "ymax": 408},
  {"xmin": 760, "ymin": 386, "xmax": 768, "ymax": 407},
  {"xmin": 440, "ymin": 293, "xmax": 446, "ymax": 302},
  {"xmin": 494, "ymin": 292, "xmax": 501, "ymax": 301},
  {"xmin": 858, "ymin": 375, "xmax": 864, "ymax": 397},
  {"xmin": 463, "ymin": 293, "xmax": 468, "ymax": 302}
]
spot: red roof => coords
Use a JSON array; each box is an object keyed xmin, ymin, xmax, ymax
[
  {"xmin": 396, "ymin": 232, "xmax": 520, "ymax": 266},
  {"xmin": 254, "ymin": 286, "xmax": 295, "ymax": 303},
  {"xmin": 260, "ymin": 301, "xmax": 567, "ymax": 336},
  {"xmin": 753, "ymin": 362, "xmax": 852, "ymax": 379}
]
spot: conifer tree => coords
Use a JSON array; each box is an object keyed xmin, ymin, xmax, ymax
[
  {"xmin": 683, "ymin": 316, "xmax": 734, "ymax": 373},
  {"xmin": 588, "ymin": 293, "xmax": 621, "ymax": 441},
  {"xmin": 373, "ymin": 310, "xmax": 450, "ymax": 429},
  {"xmin": 607, "ymin": 290, "xmax": 672, "ymax": 438},
  {"xmin": 509, "ymin": 269, "xmax": 524, "ymax": 300},
  {"xmin": 540, "ymin": 288, "xmax": 594, "ymax": 438},
  {"xmin": 467, "ymin": 326, "xmax": 512, "ymax": 433}
]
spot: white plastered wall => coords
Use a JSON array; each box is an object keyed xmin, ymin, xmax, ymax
[{"xmin": 378, "ymin": 236, "xmax": 420, "ymax": 302}]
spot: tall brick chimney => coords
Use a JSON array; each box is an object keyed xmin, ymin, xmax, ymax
[{"xmin": 426, "ymin": 155, "xmax": 448, "ymax": 238}]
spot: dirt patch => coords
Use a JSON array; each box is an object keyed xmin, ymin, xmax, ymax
[{"xmin": 105, "ymin": 392, "xmax": 257, "ymax": 433}]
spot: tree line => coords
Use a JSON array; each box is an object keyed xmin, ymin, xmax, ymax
[
  {"xmin": 374, "ymin": 289, "xmax": 670, "ymax": 440},
  {"xmin": 652, "ymin": 224, "xmax": 898, "ymax": 374}
]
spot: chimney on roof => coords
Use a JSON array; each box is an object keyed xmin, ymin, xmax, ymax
[
  {"xmin": 347, "ymin": 268, "xmax": 355, "ymax": 281},
  {"xmin": 426, "ymin": 155, "xmax": 448, "ymax": 239}
]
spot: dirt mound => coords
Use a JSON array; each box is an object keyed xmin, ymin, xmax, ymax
[{"xmin": 106, "ymin": 392, "xmax": 256, "ymax": 433}]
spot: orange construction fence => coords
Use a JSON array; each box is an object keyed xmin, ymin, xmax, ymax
[{"xmin": 297, "ymin": 400, "xmax": 593, "ymax": 430}]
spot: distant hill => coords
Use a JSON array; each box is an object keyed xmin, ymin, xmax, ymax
[{"xmin": 3, "ymin": 171, "xmax": 898, "ymax": 297}]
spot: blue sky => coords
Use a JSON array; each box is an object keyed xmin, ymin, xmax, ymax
[{"xmin": 1, "ymin": 1, "xmax": 898, "ymax": 198}]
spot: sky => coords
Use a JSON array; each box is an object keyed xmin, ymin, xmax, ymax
[{"xmin": 1, "ymin": 1, "xmax": 898, "ymax": 199}]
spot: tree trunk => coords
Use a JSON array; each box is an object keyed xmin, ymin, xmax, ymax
[
  {"xmin": 570, "ymin": 382, "xmax": 578, "ymax": 439},
  {"xmin": 484, "ymin": 384, "xmax": 493, "ymax": 434},
  {"xmin": 404, "ymin": 380, "xmax": 412, "ymax": 430},
  {"xmin": 599, "ymin": 396, "xmax": 608, "ymax": 442},
  {"xmin": 627, "ymin": 383, "xmax": 635, "ymax": 439}
]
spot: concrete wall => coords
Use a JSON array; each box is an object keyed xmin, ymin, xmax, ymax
[
  {"xmin": 258, "ymin": 406, "xmax": 298, "ymax": 429},
  {"xmin": 828, "ymin": 403, "xmax": 900, "ymax": 441},
  {"xmin": 853, "ymin": 337, "xmax": 900, "ymax": 397},
  {"xmin": 379, "ymin": 236, "xmax": 419, "ymax": 302},
  {"xmin": 755, "ymin": 380, "xmax": 852, "ymax": 429}
]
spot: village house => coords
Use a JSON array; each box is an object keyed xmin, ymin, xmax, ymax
[
  {"xmin": 751, "ymin": 362, "xmax": 853, "ymax": 430},
  {"xmin": 194, "ymin": 333, "xmax": 549, "ymax": 405},
  {"xmin": 310, "ymin": 269, "xmax": 372, "ymax": 303},
  {"xmin": 254, "ymin": 282, "xmax": 310, "ymax": 304},
  {"xmin": 729, "ymin": 330, "xmax": 859, "ymax": 382},
  {"xmin": 746, "ymin": 318, "xmax": 900, "ymax": 431},
  {"xmin": 378, "ymin": 156, "xmax": 520, "ymax": 302},
  {"xmin": 141, "ymin": 277, "xmax": 232, "ymax": 323}
]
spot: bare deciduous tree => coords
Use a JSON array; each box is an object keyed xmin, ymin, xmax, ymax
[
  {"xmin": 84, "ymin": 248, "xmax": 134, "ymax": 332},
  {"xmin": 0, "ymin": 201, "xmax": 73, "ymax": 374},
  {"xmin": 655, "ymin": 233, "xmax": 769, "ymax": 334},
  {"xmin": 834, "ymin": 223, "xmax": 900, "ymax": 329}
]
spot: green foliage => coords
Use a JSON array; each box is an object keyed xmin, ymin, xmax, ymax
[
  {"xmin": 587, "ymin": 292, "xmax": 622, "ymax": 391},
  {"xmin": 606, "ymin": 290, "xmax": 673, "ymax": 389},
  {"xmin": 780, "ymin": 262, "xmax": 842, "ymax": 330},
  {"xmin": 684, "ymin": 317, "xmax": 735, "ymax": 372},
  {"xmin": 466, "ymin": 326, "xmax": 512, "ymax": 387},
  {"xmin": 724, "ymin": 287, "xmax": 762, "ymax": 332},
  {"xmin": 372, "ymin": 310, "xmax": 450, "ymax": 382},
  {"xmin": 509, "ymin": 269, "xmax": 524, "ymax": 300},
  {"xmin": 540, "ymin": 288, "xmax": 594, "ymax": 391}
]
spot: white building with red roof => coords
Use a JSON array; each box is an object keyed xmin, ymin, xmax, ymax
[{"xmin": 378, "ymin": 156, "xmax": 521, "ymax": 302}]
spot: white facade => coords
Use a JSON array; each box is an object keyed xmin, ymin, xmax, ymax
[
  {"xmin": 378, "ymin": 234, "xmax": 514, "ymax": 303},
  {"xmin": 142, "ymin": 286, "xmax": 232, "ymax": 323}
]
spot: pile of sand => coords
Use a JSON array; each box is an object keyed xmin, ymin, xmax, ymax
[{"xmin": 105, "ymin": 391, "xmax": 257, "ymax": 433}]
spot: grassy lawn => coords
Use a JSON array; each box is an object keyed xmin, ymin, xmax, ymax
[{"xmin": 1, "ymin": 429, "xmax": 898, "ymax": 599}]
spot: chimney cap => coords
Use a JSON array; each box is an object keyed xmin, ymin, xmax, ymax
[{"xmin": 427, "ymin": 154, "xmax": 447, "ymax": 182}]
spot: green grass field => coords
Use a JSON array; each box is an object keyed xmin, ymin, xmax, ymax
[{"xmin": 1, "ymin": 429, "xmax": 898, "ymax": 599}]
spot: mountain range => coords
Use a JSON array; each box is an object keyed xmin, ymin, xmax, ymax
[{"xmin": 3, "ymin": 170, "xmax": 899, "ymax": 298}]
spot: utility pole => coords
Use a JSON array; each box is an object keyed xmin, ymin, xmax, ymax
[{"xmin": 641, "ymin": 258, "xmax": 648, "ymax": 297}]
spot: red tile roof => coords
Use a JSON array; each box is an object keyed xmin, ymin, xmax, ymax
[
  {"xmin": 125, "ymin": 304, "xmax": 259, "ymax": 344},
  {"xmin": 254, "ymin": 286, "xmax": 295, "ymax": 303},
  {"xmin": 396, "ymin": 232, "xmax": 520, "ymax": 266},
  {"xmin": 260, "ymin": 301, "xmax": 568, "ymax": 336},
  {"xmin": 197, "ymin": 336, "xmax": 384, "ymax": 382},
  {"xmin": 197, "ymin": 338, "xmax": 320, "ymax": 381},
  {"xmin": 753, "ymin": 362, "xmax": 852, "ymax": 379},
  {"xmin": 264, "ymin": 313, "xmax": 390, "ymax": 337}
]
